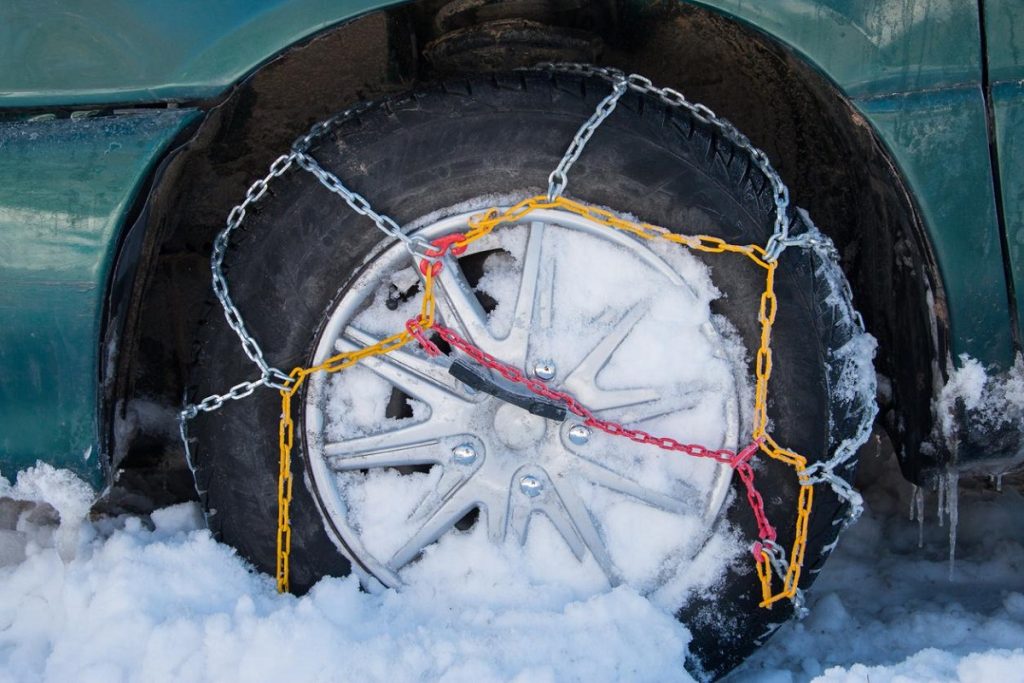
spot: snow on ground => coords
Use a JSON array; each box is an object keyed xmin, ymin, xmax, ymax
[
  {"xmin": 0, "ymin": 466, "xmax": 694, "ymax": 683},
  {"xmin": 1, "ymin": 447, "xmax": 1022, "ymax": 683},
  {"xmin": 732, "ymin": 443, "xmax": 1024, "ymax": 682}
]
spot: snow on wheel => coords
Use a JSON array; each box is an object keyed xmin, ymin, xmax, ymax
[
  {"xmin": 187, "ymin": 69, "xmax": 876, "ymax": 679},
  {"xmin": 305, "ymin": 207, "xmax": 746, "ymax": 596}
]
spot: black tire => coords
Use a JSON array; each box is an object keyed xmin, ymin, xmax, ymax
[{"xmin": 189, "ymin": 71, "xmax": 868, "ymax": 680}]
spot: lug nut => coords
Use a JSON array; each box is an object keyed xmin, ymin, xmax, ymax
[
  {"xmin": 519, "ymin": 475, "xmax": 543, "ymax": 497},
  {"xmin": 567, "ymin": 424, "xmax": 591, "ymax": 445},
  {"xmin": 452, "ymin": 443, "xmax": 477, "ymax": 465},
  {"xmin": 533, "ymin": 360, "xmax": 556, "ymax": 381}
]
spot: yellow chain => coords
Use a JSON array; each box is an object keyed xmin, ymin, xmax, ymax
[
  {"xmin": 275, "ymin": 272, "xmax": 438, "ymax": 592},
  {"xmin": 275, "ymin": 195, "xmax": 820, "ymax": 607}
]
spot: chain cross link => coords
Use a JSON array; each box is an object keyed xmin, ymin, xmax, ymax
[
  {"xmin": 547, "ymin": 75, "xmax": 628, "ymax": 200},
  {"xmin": 293, "ymin": 151, "xmax": 432, "ymax": 259},
  {"xmin": 210, "ymin": 152, "xmax": 297, "ymax": 389},
  {"xmin": 537, "ymin": 63, "xmax": 795, "ymax": 261}
]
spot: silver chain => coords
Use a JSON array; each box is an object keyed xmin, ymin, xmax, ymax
[
  {"xmin": 760, "ymin": 539, "xmax": 790, "ymax": 580},
  {"xmin": 788, "ymin": 209, "xmax": 868, "ymax": 525},
  {"xmin": 180, "ymin": 375, "xmax": 268, "ymax": 420},
  {"xmin": 209, "ymin": 152, "xmax": 297, "ymax": 389},
  {"xmin": 178, "ymin": 104, "xmax": 445, "ymax": 426},
  {"xmin": 547, "ymin": 75, "xmax": 628, "ymax": 200},
  {"xmin": 177, "ymin": 407, "xmax": 210, "ymax": 525},
  {"xmin": 178, "ymin": 154, "xmax": 297, "ymax": 425},
  {"xmin": 804, "ymin": 463, "xmax": 865, "ymax": 522},
  {"xmin": 290, "ymin": 101, "xmax": 432, "ymax": 258},
  {"xmin": 294, "ymin": 151, "xmax": 431, "ymax": 259},
  {"xmin": 538, "ymin": 63, "xmax": 800, "ymax": 262},
  {"xmin": 290, "ymin": 102, "xmax": 372, "ymax": 155}
]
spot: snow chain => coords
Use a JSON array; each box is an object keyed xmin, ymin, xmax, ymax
[{"xmin": 179, "ymin": 64, "xmax": 868, "ymax": 610}]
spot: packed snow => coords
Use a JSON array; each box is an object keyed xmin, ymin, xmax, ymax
[
  {"xmin": 936, "ymin": 355, "xmax": 1024, "ymax": 444},
  {"xmin": 2, "ymin": 445, "xmax": 1022, "ymax": 682}
]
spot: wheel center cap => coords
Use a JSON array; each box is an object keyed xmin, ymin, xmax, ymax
[{"xmin": 492, "ymin": 402, "xmax": 548, "ymax": 451}]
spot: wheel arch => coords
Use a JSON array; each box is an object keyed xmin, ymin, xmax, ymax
[{"xmin": 106, "ymin": 0, "xmax": 944, "ymax": 496}]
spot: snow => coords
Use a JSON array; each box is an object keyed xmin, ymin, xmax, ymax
[
  {"xmin": 315, "ymin": 212, "xmax": 750, "ymax": 609},
  {"xmin": 733, "ymin": 448, "xmax": 1024, "ymax": 682},
  {"xmin": 2, "ymin": 209, "xmax": 1017, "ymax": 681},
  {"xmin": 926, "ymin": 354, "xmax": 1024, "ymax": 579},
  {"xmin": 936, "ymin": 354, "xmax": 1024, "ymax": 450},
  {"xmin": 0, "ymin": 489, "xmax": 694, "ymax": 683},
  {"xmin": 0, "ymin": 463, "xmax": 93, "ymax": 563},
  {"xmin": 2, "ymin": 449, "xmax": 1022, "ymax": 682}
]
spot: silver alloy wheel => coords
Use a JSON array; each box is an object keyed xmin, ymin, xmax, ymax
[{"xmin": 304, "ymin": 206, "xmax": 745, "ymax": 592}]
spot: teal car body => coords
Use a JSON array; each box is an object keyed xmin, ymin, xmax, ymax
[{"xmin": 1, "ymin": 0, "xmax": 1021, "ymax": 489}]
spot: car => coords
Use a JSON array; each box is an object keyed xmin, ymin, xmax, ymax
[{"xmin": 1, "ymin": 1, "xmax": 1021, "ymax": 679}]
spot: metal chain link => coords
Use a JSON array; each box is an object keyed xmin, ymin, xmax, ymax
[
  {"xmin": 547, "ymin": 75, "xmax": 628, "ymax": 200},
  {"xmin": 803, "ymin": 461, "xmax": 865, "ymax": 522},
  {"xmin": 294, "ymin": 151, "xmax": 432, "ymax": 259},
  {"xmin": 789, "ymin": 210, "xmax": 869, "ymax": 524},
  {"xmin": 760, "ymin": 539, "xmax": 791, "ymax": 581},
  {"xmin": 176, "ymin": 408, "xmax": 210, "ymax": 527},
  {"xmin": 210, "ymin": 152, "xmax": 297, "ymax": 390},
  {"xmin": 180, "ymin": 103, "xmax": 432, "ymax": 426},
  {"xmin": 180, "ymin": 375, "xmax": 267, "ymax": 420},
  {"xmin": 290, "ymin": 101, "xmax": 373, "ymax": 155}
]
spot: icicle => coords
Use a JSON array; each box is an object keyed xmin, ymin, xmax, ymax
[
  {"xmin": 937, "ymin": 479, "xmax": 945, "ymax": 528},
  {"xmin": 913, "ymin": 483, "xmax": 929, "ymax": 548},
  {"xmin": 997, "ymin": 474, "xmax": 1003, "ymax": 493},
  {"xmin": 914, "ymin": 485, "xmax": 924, "ymax": 548},
  {"xmin": 947, "ymin": 470, "xmax": 959, "ymax": 580}
]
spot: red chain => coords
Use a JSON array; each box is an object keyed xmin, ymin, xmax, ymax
[
  {"xmin": 416, "ymin": 320, "xmax": 778, "ymax": 552},
  {"xmin": 405, "ymin": 319, "xmax": 442, "ymax": 357}
]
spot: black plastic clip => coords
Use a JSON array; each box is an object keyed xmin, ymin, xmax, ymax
[{"xmin": 448, "ymin": 360, "xmax": 567, "ymax": 421}]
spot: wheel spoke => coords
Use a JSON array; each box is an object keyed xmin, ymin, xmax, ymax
[
  {"xmin": 508, "ymin": 497, "xmax": 533, "ymax": 548},
  {"xmin": 584, "ymin": 387, "xmax": 661, "ymax": 413},
  {"xmin": 387, "ymin": 487, "xmax": 479, "ymax": 570},
  {"xmin": 501, "ymin": 221, "xmax": 546, "ymax": 366},
  {"xmin": 597, "ymin": 383, "xmax": 706, "ymax": 424},
  {"xmin": 563, "ymin": 303, "xmax": 661, "ymax": 411},
  {"xmin": 536, "ymin": 501, "xmax": 587, "ymax": 561},
  {"xmin": 409, "ymin": 459, "xmax": 482, "ymax": 523},
  {"xmin": 483, "ymin": 494, "xmax": 510, "ymax": 544},
  {"xmin": 328, "ymin": 447, "xmax": 443, "ymax": 472},
  {"xmin": 549, "ymin": 472, "xmax": 622, "ymax": 584},
  {"xmin": 565, "ymin": 303, "xmax": 646, "ymax": 383},
  {"xmin": 434, "ymin": 254, "xmax": 493, "ymax": 347},
  {"xmin": 535, "ymin": 245, "xmax": 557, "ymax": 333},
  {"xmin": 324, "ymin": 418, "xmax": 461, "ymax": 459},
  {"xmin": 336, "ymin": 328, "xmax": 471, "ymax": 407},
  {"xmin": 574, "ymin": 459, "xmax": 698, "ymax": 516}
]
